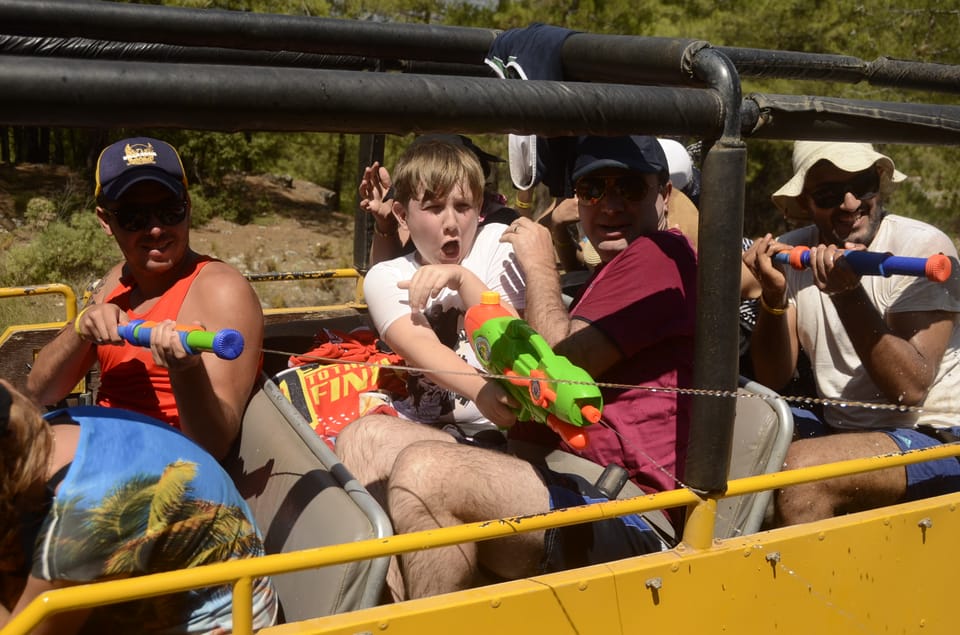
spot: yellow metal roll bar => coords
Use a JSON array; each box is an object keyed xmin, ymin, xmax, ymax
[
  {"xmin": 5, "ymin": 442, "xmax": 959, "ymax": 635},
  {"xmin": 0, "ymin": 283, "xmax": 78, "ymax": 323}
]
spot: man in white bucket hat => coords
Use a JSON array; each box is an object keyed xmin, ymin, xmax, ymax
[{"xmin": 743, "ymin": 140, "xmax": 960, "ymax": 526}]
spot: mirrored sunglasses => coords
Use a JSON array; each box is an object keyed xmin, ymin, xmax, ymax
[
  {"xmin": 104, "ymin": 201, "xmax": 188, "ymax": 232},
  {"xmin": 575, "ymin": 175, "xmax": 651, "ymax": 205},
  {"xmin": 808, "ymin": 170, "xmax": 880, "ymax": 209}
]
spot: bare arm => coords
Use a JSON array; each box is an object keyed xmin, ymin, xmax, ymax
[
  {"xmin": 539, "ymin": 198, "xmax": 583, "ymax": 274},
  {"xmin": 831, "ymin": 287, "xmax": 954, "ymax": 405},
  {"xmin": 500, "ymin": 217, "xmax": 573, "ymax": 346},
  {"xmin": 4, "ymin": 576, "xmax": 90, "ymax": 635},
  {"xmin": 742, "ymin": 234, "xmax": 800, "ymax": 390},
  {"xmin": 167, "ymin": 264, "xmax": 264, "ymax": 459},
  {"xmin": 25, "ymin": 323, "xmax": 99, "ymax": 406},
  {"xmin": 25, "ymin": 267, "xmax": 123, "ymax": 406},
  {"xmin": 360, "ymin": 162, "xmax": 410, "ymax": 264},
  {"xmin": 399, "ymin": 264, "xmax": 514, "ymax": 317},
  {"xmin": 498, "ymin": 217, "xmax": 628, "ymax": 378},
  {"xmin": 382, "ymin": 316, "xmax": 516, "ymax": 428},
  {"xmin": 797, "ymin": 242, "xmax": 955, "ymax": 405}
]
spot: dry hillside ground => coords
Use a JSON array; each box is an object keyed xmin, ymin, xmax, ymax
[{"xmin": 0, "ymin": 163, "xmax": 358, "ymax": 310}]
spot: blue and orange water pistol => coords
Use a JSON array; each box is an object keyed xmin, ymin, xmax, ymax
[
  {"xmin": 464, "ymin": 291, "xmax": 602, "ymax": 450},
  {"xmin": 773, "ymin": 245, "xmax": 952, "ymax": 282},
  {"xmin": 117, "ymin": 319, "xmax": 245, "ymax": 360}
]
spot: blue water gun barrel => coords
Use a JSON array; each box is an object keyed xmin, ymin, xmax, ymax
[
  {"xmin": 773, "ymin": 246, "xmax": 951, "ymax": 282},
  {"xmin": 117, "ymin": 319, "xmax": 245, "ymax": 360}
]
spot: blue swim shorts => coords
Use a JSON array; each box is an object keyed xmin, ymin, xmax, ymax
[
  {"xmin": 884, "ymin": 426, "xmax": 960, "ymax": 501},
  {"xmin": 533, "ymin": 466, "xmax": 667, "ymax": 574}
]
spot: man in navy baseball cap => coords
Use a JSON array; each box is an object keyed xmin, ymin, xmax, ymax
[
  {"xmin": 566, "ymin": 135, "xmax": 676, "ymax": 264},
  {"xmin": 95, "ymin": 137, "xmax": 188, "ymax": 201},
  {"xmin": 571, "ymin": 135, "xmax": 669, "ymax": 182},
  {"xmin": 28, "ymin": 136, "xmax": 264, "ymax": 462}
]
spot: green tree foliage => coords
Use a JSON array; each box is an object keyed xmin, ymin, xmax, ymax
[
  {"xmin": 0, "ymin": 211, "xmax": 119, "ymax": 289},
  {"xmin": 2, "ymin": 0, "xmax": 957, "ymax": 277}
]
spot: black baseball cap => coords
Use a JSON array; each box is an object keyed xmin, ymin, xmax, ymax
[
  {"xmin": 95, "ymin": 137, "xmax": 188, "ymax": 201},
  {"xmin": 411, "ymin": 134, "xmax": 505, "ymax": 175},
  {"xmin": 572, "ymin": 135, "xmax": 669, "ymax": 182}
]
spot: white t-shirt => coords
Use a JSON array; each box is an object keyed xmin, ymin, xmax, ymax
[
  {"xmin": 363, "ymin": 223, "xmax": 526, "ymax": 425},
  {"xmin": 781, "ymin": 214, "xmax": 960, "ymax": 429}
]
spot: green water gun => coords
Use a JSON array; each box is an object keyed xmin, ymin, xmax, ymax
[{"xmin": 465, "ymin": 291, "xmax": 602, "ymax": 449}]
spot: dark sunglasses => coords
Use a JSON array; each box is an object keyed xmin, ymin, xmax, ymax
[
  {"xmin": 103, "ymin": 200, "xmax": 188, "ymax": 232},
  {"xmin": 575, "ymin": 175, "xmax": 651, "ymax": 205},
  {"xmin": 808, "ymin": 170, "xmax": 880, "ymax": 209}
]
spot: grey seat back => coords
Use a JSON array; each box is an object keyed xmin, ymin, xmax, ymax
[
  {"xmin": 225, "ymin": 377, "xmax": 391, "ymax": 622},
  {"xmin": 713, "ymin": 378, "xmax": 793, "ymax": 539},
  {"xmin": 510, "ymin": 375, "xmax": 793, "ymax": 543}
]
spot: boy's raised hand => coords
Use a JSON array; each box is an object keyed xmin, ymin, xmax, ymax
[
  {"xmin": 398, "ymin": 264, "xmax": 465, "ymax": 313},
  {"xmin": 358, "ymin": 161, "xmax": 395, "ymax": 227}
]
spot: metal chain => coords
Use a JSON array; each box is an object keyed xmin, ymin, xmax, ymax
[{"xmin": 263, "ymin": 348, "xmax": 938, "ymax": 417}]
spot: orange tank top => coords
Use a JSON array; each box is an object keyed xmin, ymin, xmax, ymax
[{"xmin": 96, "ymin": 257, "xmax": 214, "ymax": 428}]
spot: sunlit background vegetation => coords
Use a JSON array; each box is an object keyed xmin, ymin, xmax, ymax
[{"xmin": 1, "ymin": 0, "xmax": 957, "ymax": 330}]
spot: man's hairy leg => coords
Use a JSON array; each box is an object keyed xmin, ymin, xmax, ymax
[
  {"xmin": 388, "ymin": 441, "xmax": 550, "ymax": 599},
  {"xmin": 775, "ymin": 431, "xmax": 905, "ymax": 526},
  {"xmin": 335, "ymin": 414, "xmax": 455, "ymax": 603},
  {"xmin": 335, "ymin": 414, "xmax": 454, "ymax": 507}
]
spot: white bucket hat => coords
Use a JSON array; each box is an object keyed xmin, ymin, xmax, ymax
[
  {"xmin": 657, "ymin": 138, "xmax": 694, "ymax": 190},
  {"xmin": 771, "ymin": 141, "xmax": 908, "ymax": 220}
]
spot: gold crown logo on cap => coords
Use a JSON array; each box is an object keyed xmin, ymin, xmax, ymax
[{"xmin": 122, "ymin": 142, "xmax": 159, "ymax": 167}]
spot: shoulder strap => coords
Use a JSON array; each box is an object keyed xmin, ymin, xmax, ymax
[{"xmin": 47, "ymin": 462, "xmax": 72, "ymax": 492}]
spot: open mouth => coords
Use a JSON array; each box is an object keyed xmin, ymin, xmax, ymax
[
  {"xmin": 833, "ymin": 210, "xmax": 866, "ymax": 235},
  {"xmin": 440, "ymin": 239, "xmax": 460, "ymax": 260}
]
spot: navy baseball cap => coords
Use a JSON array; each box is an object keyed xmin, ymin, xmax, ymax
[
  {"xmin": 572, "ymin": 135, "xmax": 669, "ymax": 182},
  {"xmin": 95, "ymin": 137, "xmax": 188, "ymax": 201},
  {"xmin": 411, "ymin": 134, "xmax": 504, "ymax": 175}
]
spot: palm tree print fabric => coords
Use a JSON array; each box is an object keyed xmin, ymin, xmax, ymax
[{"xmin": 33, "ymin": 407, "xmax": 277, "ymax": 633}]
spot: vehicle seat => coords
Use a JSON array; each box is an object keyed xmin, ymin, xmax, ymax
[
  {"xmin": 713, "ymin": 377, "xmax": 794, "ymax": 538},
  {"xmin": 508, "ymin": 440, "xmax": 678, "ymax": 546},
  {"xmin": 509, "ymin": 376, "xmax": 793, "ymax": 543},
  {"xmin": 224, "ymin": 376, "xmax": 392, "ymax": 622}
]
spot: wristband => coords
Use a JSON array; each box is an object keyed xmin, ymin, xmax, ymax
[
  {"xmin": 515, "ymin": 199, "xmax": 532, "ymax": 210},
  {"xmin": 759, "ymin": 295, "xmax": 787, "ymax": 316},
  {"xmin": 74, "ymin": 306, "xmax": 92, "ymax": 335}
]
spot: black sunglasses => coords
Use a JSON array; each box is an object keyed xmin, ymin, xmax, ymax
[
  {"xmin": 808, "ymin": 170, "xmax": 880, "ymax": 209},
  {"xmin": 103, "ymin": 200, "xmax": 188, "ymax": 232},
  {"xmin": 575, "ymin": 175, "xmax": 651, "ymax": 205}
]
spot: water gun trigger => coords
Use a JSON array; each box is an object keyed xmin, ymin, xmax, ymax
[
  {"xmin": 547, "ymin": 414, "xmax": 588, "ymax": 450},
  {"xmin": 503, "ymin": 367, "xmax": 531, "ymax": 387}
]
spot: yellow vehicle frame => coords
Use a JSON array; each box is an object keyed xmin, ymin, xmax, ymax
[{"xmin": 4, "ymin": 444, "xmax": 958, "ymax": 635}]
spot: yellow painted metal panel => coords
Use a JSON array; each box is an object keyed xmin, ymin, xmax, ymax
[
  {"xmin": 4, "ymin": 399, "xmax": 958, "ymax": 634},
  {"xmin": 258, "ymin": 494, "xmax": 958, "ymax": 634}
]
